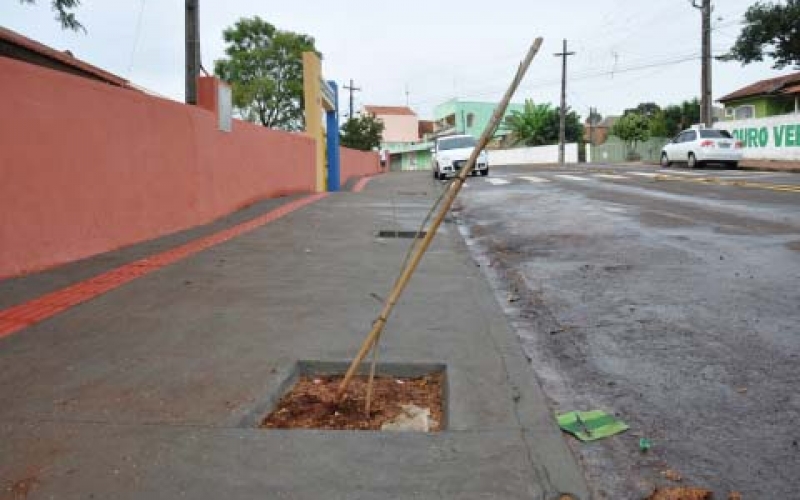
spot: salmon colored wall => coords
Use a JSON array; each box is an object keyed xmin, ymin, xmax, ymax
[
  {"xmin": 0, "ymin": 56, "xmax": 316, "ymax": 279},
  {"xmin": 339, "ymin": 147, "xmax": 381, "ymax": 184}
]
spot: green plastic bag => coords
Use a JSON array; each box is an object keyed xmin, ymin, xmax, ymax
[{"xmin": 557, "ymin": 410, "xmax": 629, "ymax": 442}]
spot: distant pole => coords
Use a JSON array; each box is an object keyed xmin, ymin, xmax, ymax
[
  {"xmin": 693, "ymin": 0, "xmax": 713, "ymax": 126},
  {"xmin": 343, "ymin": 79, "xmax": 361, "ymax": 119},
  {"xmin": 185, "ymin": 0, "xmax": 200, "ymax": 105},
  {"xmin": 554, "ymin": 39, "xmax": 576, "ymax": 164}
]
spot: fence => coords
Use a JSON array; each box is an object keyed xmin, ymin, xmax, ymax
[
  {"xmin": 340, "ymin": 147, "xmax": 382, "ymax": 181},
  {"xmin": 488, "ymin": 143, "xmax": 579, "ymax": 165},
  {"xmin": 589, "ymin": 137, "xmax": 670, "ymax": 163},
  {"xmin": 0, "ymin": 56, "xmax": 319, "ymax": 278}
]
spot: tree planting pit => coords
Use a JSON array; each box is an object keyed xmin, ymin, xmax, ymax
[{"xmin": 261, "ymin": 362, "xmax": 446, "ymax": 432}]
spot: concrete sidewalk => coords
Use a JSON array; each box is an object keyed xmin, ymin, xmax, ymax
[{"xmin": 0, "ymin": 172, "xmax": 588, "ymax": 500}]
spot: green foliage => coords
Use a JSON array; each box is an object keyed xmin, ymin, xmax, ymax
[
  {"xmin": 661, "ymin": 99, "xmax": 701, "ymax": 137},
  {"xmin": 719, "ymin": 0, "xmax": 800, "ymax": 69},
  {"xmin": 623, "ymin": 102, "xmax": 661, "ymax": 119},
  {"xmin": 214, "ymin": 17, "xmax": 318, "ymax": 130},
  {"xmin": 504, "ymin": 99, "xmax": 583, "ymax": 146},
  {"xmin": 340, "ymin": 114, "xmax": 385, "ymax": 151},
  {"xmin": 19, "ymin": 0, "xmax": 83, "ymax": 31},
  {"xmin": 623, "ymin": 99, "xmax": 700, "ymax": 138},
  {"xmin": 648, "ymin": 111, "xmax": 670, "ymax": 138},
  {"xmin": 612, "ymin": 113, "xmax": 651, "ymax": 152}
]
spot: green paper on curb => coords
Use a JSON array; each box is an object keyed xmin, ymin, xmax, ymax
[{"xmin": 557, "ymin": 410, "xmax": 629, "ymax": 442}]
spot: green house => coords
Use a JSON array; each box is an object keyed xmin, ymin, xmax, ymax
[
  {"xmin": 718, "ymin": 72, "xmax": 800, "ymax": 120},
  {"xmin": 433, "ymin": 99, "xmax": 525, "ymax": 140}
]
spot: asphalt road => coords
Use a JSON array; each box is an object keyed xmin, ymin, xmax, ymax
[{"xmin": 450, "ymin": 163, "xmax": 800, "ymax": 499}]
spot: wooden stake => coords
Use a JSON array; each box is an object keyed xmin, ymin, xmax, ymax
[
  {"xmin": 364, "ymin": 333, "xmax": 380, "ymax": 415},
  {"xmin": 336, "ymin": 38, "xmax": 544, "ymax": 402}
]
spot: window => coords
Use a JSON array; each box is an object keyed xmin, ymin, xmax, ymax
[
  {"xmin": 466, "ymin": 113, "xmax": 475, "ymax": 128},
  {"xmin": 725, "ymin": 107, "xmax": 735, "ymax": 118},
  {"xmin": 438, "ymin": 136, "xmax": 477, "ymax": 150},
  {"xmin": 734, "ymin": 105, "xmax": 755, "ymax": 120},
  {"xmin": 699, "ymin": 129, "xmax": 732, "ymax": 139}
]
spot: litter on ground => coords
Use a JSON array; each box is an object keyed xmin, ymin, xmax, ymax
[{"xmin": 556, "ymin": 410, "xmax": 629, "ymax": 442}]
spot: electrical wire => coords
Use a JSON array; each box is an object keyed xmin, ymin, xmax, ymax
[{"xmin": 127, "ymin": 0, "xmax": 146, "ymax": 78}]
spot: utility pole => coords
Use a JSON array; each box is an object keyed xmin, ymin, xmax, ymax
[
  {"xmin": 554, "ymin": 39, "xmax": 575, "ymax": 164},
  {"xmin": 185, "ymin": 0, "xmax": 200, "ymax": 105},
  {"xmin": 692, "ymin": 0, "xmax": 713, "ymax": 127},
  {"xmin": 343, "ymin": 79, "xmax": 361, "ymax": 119}
]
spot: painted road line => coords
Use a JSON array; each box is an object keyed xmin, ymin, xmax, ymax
[
  {"xmin": 0, "ymin": 193, "xmax": 329, "ymax": 339},
  {"xmin": 592, "ymin": 174, "xmax": 628, "ymax": 180},
  {"xmin": 555, "ymin": 174, "xmax": 590, "ymax": 181},
  {"xmin": 659, "ymin": 170, "xmax": 702, "ymax": 176},
  {"xmin": 628, "ymin": 172, "xmax": 659, "ymax": 178},
  {"xmin": 654, "ymin": 174, "xmax": 800, "ymax": 193},
  {"xmin": 519, "ymin": 176, "xmax": 550, "ymax": 183},
  {"xmin": 486, "ymin": 178, "xmax": 511, "ymax": 186}
]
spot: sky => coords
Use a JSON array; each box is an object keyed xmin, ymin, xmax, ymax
[{"xmin": 3, "ymin": 0, "xmax": 797, "ymax": 121}]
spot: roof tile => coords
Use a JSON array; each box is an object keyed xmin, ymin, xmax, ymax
[{"xmin": 718, "ymin": 72, "xmax": 800, "ymax": 102}]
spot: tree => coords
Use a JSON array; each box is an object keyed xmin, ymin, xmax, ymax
[
  {"xmin": 662, "ymin": 99, "xmax": 701, "ymax": 137},
  {"xmin": 504, "ymin": 99, "xmax": 583, "ymax": 146},
  {"xmin": 648, "ymin": 111, "xmax": 670, "ymax": 138},
  {"xmin": 340, "ymin": 114, "xmax": 384, "ymax": 151},
  {"xmin": 612, "ymin": 113, "xmax": 651, "ymax": 155},
  {"xmin": 19, "ymin": 0, "xmax": 83, "ymax": 31},
  {"xmin": 623, "ymin": 102, "xmax": 661, "ymax": 119},
  {"xmin": 719, "ymin": 0, "xmax": 800, "ymax": 69},
  {"xmin": 214, "ymin": 17, "xmax": 318, "ymax": 130}
]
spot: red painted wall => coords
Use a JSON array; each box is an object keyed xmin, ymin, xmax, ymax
[
  {"xmin": 339, "ymin": 147, "xmax": 382, "ymax": 184},
  {"xmin": 0, "ymin": 57, "xmax": 316, "ymax": 279}
]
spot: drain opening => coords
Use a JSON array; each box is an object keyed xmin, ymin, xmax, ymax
[
  {"xmin": 378, "ymin": 230, "xmax": 428, "ymax": 239},
  {"xmin": 259, "ymin": 361, "xmax": 447, "ymax": 432}
]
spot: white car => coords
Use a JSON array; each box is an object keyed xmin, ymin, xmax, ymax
[
  {"xmin": 661, "ymin": 127, "xmax": 743, "ymax": 169},
  {"xmin": 432, "ymin": 135, "xmax": 489, "ymax": 179}
]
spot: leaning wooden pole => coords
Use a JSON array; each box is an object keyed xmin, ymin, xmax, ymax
[{"xmin": 336, "ymin": 38, "xmax": 544, "ymax": 401}]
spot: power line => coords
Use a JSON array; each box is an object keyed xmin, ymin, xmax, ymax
[
  {"xmin": 410, "ymin": 52, "xmax": 704, "ymax": 108},
  {"xmin": 127, "ymin": 0, "xmax": 146, "ymax": 78}
]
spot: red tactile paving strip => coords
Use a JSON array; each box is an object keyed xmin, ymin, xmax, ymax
[
  {"xmin": 352, "ymin": 176, "xmax": 373, "ymax": 193},
  {"xmin": 0, "ymin": 193, "xmax": 328, "ymax": 339}
]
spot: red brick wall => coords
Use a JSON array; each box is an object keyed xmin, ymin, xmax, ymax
[{"xmin": 0, "ymin": 57, "xmax": 316, "ymax": 278}]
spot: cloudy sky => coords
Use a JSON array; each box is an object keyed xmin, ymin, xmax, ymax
[{"xmin": 3, "ymin": 0, "xmax": 795, "ymax": 120}]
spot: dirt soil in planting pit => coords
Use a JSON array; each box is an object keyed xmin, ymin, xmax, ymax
[{"xmin": 261, "ymin": 373, "xmax": 444, "ymax": 431}]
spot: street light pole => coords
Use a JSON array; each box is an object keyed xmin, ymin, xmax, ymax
[
  {"xmin": 692, "ymin": 0, "xmax": 713, "ymax": 127},
  {"xmin": 555, "ymin": 39, "xmax": 576, "ymax": 164},
  {"xmin": 185, "ymin": 0, "xmax": 200, "ymax": 105}
]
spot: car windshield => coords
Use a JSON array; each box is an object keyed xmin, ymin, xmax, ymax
[
  {"xmin": 438, "ymin": 137, "xmax": 476, "ymax": 150},
  {"xmin": 699, "ymin": 129, "xmax": 732, "ymax": 139}
]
